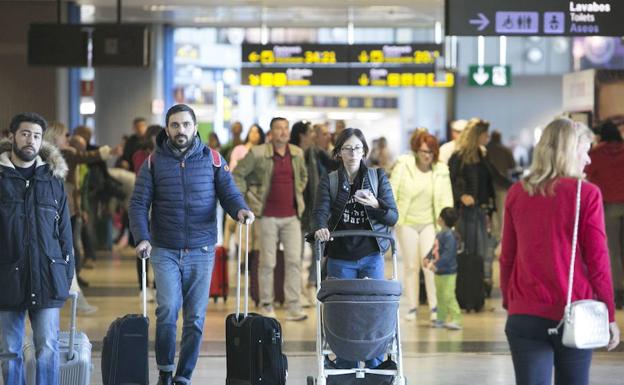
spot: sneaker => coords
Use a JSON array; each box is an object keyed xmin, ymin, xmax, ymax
[
  {"xmin": 404, "ymin": 308, "xmax": 417, "ymax": 321},
  {"xmin": 260, "ymin": 304, "xmax": 276, "ymax": 318},
  {"xmin": 300, "ymin": 292, "xmax": 312, "ymax": 308},
  {"xmin": 430, "ymin": 307, "xmax": 438, "ymax": 321},
  {"xmin": 76, "ymin": 293, "xmax": 98, "ymax": 315},
  {"xmin": 286, "ymin": 309, "xmax": 308, "ymax": 321},
  {"xmin": 306, "ymin": 285, "xmax": 317, "ymax": 307},
  {"xmin": 445, "ymin": 322, "xmax": 463, "ymax": 330},
  {"xmin": 431, "ymin": 320, "xmax": 445, "ymax": 328}
]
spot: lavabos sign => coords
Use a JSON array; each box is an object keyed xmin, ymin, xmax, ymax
[{"xmin": 446, "ymin": 0, "xmax": 623, "ymax": 36}]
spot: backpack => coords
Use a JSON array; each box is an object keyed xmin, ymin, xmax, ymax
[{"xmin": 328, "ymin": 167, "xmax": 379, "ymax": 202}]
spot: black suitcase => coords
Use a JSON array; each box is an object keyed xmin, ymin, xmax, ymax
[
  {"xmin": 227, "ymin": 223, "xmax": 288, "ymax": 385},
  {"xmin": 102, "ymin": 257, "xmax": 150, "ymax": 385},
  {"xmin": 455, "ymin": 252, "xmax": 485, "ymax": 312}
]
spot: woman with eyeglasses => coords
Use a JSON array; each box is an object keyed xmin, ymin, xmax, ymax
[
  {"xmin": 312, "ymin": 128, "xmax": 398, "ymax": 368},
  {"xmin": 390, "ymin": 130, "xmax": 454, "ymax": 323}
]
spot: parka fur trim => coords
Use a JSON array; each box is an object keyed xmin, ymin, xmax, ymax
[{"xmin": 0, "ymin": 138, "xmax": 68, "ymax": 180}]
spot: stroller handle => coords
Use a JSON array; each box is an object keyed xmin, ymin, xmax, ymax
[{"xmin": 313, "ymin": 230, "xmax": 398, "ymax": 279}]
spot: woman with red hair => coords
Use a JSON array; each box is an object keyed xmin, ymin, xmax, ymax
[{"xmin": 390, "ymin": 130, "xmax": 454, "ymax": 323}]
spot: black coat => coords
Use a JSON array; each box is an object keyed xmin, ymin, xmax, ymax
[
  {"xmin": 312, "ymin": 163, "xmax": 398, "ymax": 253},
  {"xmin": 0, "ymin": 139, "xmax": 74, "ymax": 310}
]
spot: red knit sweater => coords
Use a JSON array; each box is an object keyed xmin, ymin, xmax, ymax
[{"xmin": 500, "ymin": 178, "xmax": 615, "ymax": 322}]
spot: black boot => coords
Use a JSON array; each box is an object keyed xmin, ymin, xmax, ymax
[{"xmin": 157, "ymin": 371, "xmax": 173, "ymax": 385}]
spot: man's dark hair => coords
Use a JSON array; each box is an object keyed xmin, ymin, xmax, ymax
[
  {"xmin": 9, "ymin": 112, "xmax": 47, "ymax": 134},
  {"xmin": 598, "ymin": 120, "xmax": 623, "ymax": 143},
  {"xmin": 269, "ymin": 117, "xmax": 288, "ymax": 131},
  {"xmin": 490, "ymin": 130, "xmax": 502, "ymax": 144},
  {"xmin": 440, "ymin": 207, "xmax": 459, "ymax": 228},
  {"xmin": 289, "ymin": 120, "xmax": 311, "ymax": 146},
  {"xmin": 133, "ymin": 117, "xmax": 147, "ymax": 126},
  {"xmin": 331, "ymin": 128, "xmax": 369, "ymax": 159},
  {"xmin": 165, "ymin": 104, "xmax": 196, "ymax": 127}
]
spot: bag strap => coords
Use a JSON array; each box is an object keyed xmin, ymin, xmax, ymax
[
  {"xmin": 367, "ymin": 167, "xmax": 379, "ymax": 197},
  {"xmin": 548, "ymin": 178, "xmax": 582, "ymax": 335},
  {"xmin": 329, "ymin": 171, "xmax": 339, "ymax": 202}
]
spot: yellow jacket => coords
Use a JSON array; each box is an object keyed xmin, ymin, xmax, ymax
[{"xmin": 390, "ymin": 153, "xmax": 454, "ymax": 228}]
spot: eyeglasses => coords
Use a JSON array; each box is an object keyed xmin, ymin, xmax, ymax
[
  {"xmin": 341, "ymin": 145, "xmax": 364, "ymax": 154},
  {"xmin": 417, "ymin": 149, "xmax": 433, "ymax": 155}
]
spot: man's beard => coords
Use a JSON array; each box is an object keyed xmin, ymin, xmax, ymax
[
  {"xmin": 13, "ymin": 138, "xmax": 38, "ymax": 162},
  {"xmin": 171, "ymin": 134, "xmax": 193, "ymax": 150}
]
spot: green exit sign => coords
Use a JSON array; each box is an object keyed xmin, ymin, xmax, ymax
[{"xmin": 468, "ymin": 65, "xmax": 511, "ymax": 87}]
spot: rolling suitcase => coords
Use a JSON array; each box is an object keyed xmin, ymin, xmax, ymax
[
  {"xmin": 210, "ymin": 245, "xmax": 229, "ymax": 303},
  {"xmin": 24, "ymin": 292, "xmax": 92, "ymax": 385},
  {"xmin": 101, "ymin": 256, "xmax": 150, "ymax": 385},
  {"xmin": 249, "ymin": 245, "xmax": 286, "ymax": 307},
  {"xmin": 226, "ymin": 222, "xmax": 288, "ymax": 385},
  {"xmin": 455, "ymin": 251, "xmax": 485, "ymax": 312}
]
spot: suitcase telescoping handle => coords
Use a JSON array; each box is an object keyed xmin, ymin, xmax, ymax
[
  {"xmin": 140, "ymin": 250, "xmax": 149, "ymax": 318},
  {"xmin": 235, "ymin": 221, "xmax": 251, "ymax": 320},
  {"xmin": 314, "ymin": 230, "xmax": 399, "ymax": 280},
  {"xmin": 67, "ymin": 291, "xmax": 79, "ymax": 361}
]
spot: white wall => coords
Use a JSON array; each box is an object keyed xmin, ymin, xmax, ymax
[{"xmin": 455, "ymin": 75, "xmax": 563, "ymax": 149}]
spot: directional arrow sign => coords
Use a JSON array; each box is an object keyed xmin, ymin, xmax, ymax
[
  {"xmin": 358, "ymin": 51, "xmax": 369, "ymax": 63},
  {"xmin": 472, "ymin": 67, "xmax": 489, "ymax": 85},
  {"xmin": 248, "ymin": 51, "xmax": 260, "ymax": 62},
  {"xmin": 469, "ymin": 13, "xmax": 490, "ymax": 31},
  {"xmin": 468, "ymin": 65, "xmax": 511, "ymax": 87}
]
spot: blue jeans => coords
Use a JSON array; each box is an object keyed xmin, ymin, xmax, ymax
[
  {"xmin": 0, "ymin": 308, "xmax": 60, "ymax": 385},
  {"xmin": 326, "ymin": 252, "xmax": 384, "ymax": 369},
  {"xmin": 326, "ymin": 253, "xmax": 384, "ymax": 280},
  {"xmin": 505, "ymin": 314, "xmax": 593, "ymax": 385},
  {"xmin": 151, "ymin": 245, "xmax": 215, "ymax": 384}
]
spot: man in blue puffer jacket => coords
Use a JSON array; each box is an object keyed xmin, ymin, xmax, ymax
[{"xmin": 129, "ymin": 104, "xmax": 254, "ymax": 385}]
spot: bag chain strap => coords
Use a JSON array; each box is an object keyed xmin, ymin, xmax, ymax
[{"xmin": 548, "ymin": 178, "xmax": 582, "ymax": 335}]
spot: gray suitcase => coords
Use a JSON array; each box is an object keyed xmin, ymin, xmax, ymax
[{"xmin": 23, "ymin": 292, "xmax": 92, "ymax": 385}]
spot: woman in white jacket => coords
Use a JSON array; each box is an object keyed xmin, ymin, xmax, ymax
[{"xmin": 390, "ymin": 131, "xmax": 454, "ymax": 322}]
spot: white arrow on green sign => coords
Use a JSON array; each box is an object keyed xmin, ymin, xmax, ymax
[{"xmin": 468, "ymin": 65, "xmax": 511, "ymax": 87}]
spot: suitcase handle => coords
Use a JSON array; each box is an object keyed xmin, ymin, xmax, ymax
[
  {"xmin": 67, "ymin": 291, "xmax": 78, "ymax": 361},
  {"xmin": 235, "ymin": 221, "xmax": 251, "ymax": 319},
  {"xmin": 140, "ymin": 252, "xmax": 149, "ymax": 318}
]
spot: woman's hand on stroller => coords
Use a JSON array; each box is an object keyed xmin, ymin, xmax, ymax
[{"xmin": 315, "ymin": 228, "xmax": 332, "ymax": 242}]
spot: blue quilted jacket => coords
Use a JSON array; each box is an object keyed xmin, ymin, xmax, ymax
[{"xmin": 129, "ymin": 131, "xmax": 249, "ymax": 250}]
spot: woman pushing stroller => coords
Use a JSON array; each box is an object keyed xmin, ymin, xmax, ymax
[{"xmin": 313, "ymin": 127, "xmax": 398, "ymax": 368}]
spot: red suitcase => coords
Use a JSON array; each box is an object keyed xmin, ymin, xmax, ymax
[{"xmin": 210, "ymin": 246, "xmax": 229, "ymax": 303}]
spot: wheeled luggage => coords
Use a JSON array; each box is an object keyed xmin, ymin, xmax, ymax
[
  {"xmin": 249, "ymin": 246, "xmax": 285, "ymax": 307},
  {"xmin": 24, "ymin": 292, "xmax": 92, "ymax": 385},
  {"xmin": 210, "ymin": 245, "xmax": 229, "ymax": 302},
  {"xmin": 226, "ymin": 222, "xmax": 288, "ymax": 385},
  {"xmin": 455, "ymin": 251, "xmax": 485, "ymax": 312},
  {"xmin": 101, "ymin": 256, "xmax": 150, "ymax": 385}
]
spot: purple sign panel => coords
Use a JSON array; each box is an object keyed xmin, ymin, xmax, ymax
[
  {"xmin": 495, "ymin": 12, "xmax": 539, "ymax": 34},
  {"xmin": 544, "ymin": 12, "xmax": 565, "ymax": 34}
]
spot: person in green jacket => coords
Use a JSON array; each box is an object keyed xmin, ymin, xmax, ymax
[{"xmin": 390, "ymin": 131, "xmax": 454, "ymax": 323}]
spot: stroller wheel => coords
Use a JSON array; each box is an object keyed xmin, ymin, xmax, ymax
[{"xmin": 306, "ymin": 375, "xmax": 315, "ymax": 385}]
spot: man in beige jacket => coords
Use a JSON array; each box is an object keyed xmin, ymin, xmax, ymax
[{"xmin": 233, "ymin": 117, "xmax": 308, "ymax": 321}]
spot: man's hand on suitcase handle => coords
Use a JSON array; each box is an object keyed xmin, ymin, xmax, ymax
[
  {"xmin": 136, "ymin": 240, "xmax": 152, "ymax": 259},
  {"xmin": 237, "ymin": 209, "xmax": 255, "ymax": 224}
]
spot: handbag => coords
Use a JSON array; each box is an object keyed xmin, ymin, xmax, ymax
[{"xmin": 547, "ymin": 178, "xmax": 610, "ymax": 349}]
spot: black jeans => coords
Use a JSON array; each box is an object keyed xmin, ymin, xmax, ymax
[{"xmin": 505, "ymin": 314, "xmax": 593, "ymax": 385}]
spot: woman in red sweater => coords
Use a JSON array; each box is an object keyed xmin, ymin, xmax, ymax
[{"xmin": 500, "ymin": 118, "xmax": 620, "ymax": 385}]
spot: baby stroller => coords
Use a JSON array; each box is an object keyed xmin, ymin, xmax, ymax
[{"xmin": 307, "ymin": 230, "xmax": 406, "ymax": 385}]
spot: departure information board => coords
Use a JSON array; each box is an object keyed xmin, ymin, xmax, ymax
[
  {"xmin": 241, "ymin": 43, "xmax": 451, "ymax": 87},
  {"xmin": 446, "ymin": 0, "xmax": 624, "ymax": 36}
]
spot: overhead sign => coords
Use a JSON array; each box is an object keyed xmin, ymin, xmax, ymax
[
  {"xmin": 468, "ymin": 65, "xmax": 511, "ymax": 87},
  {"xmin": 446, "ymin": 0, "xmax": 623, "ymax": 36},
  {"xmin": 242, "ymin": 44, "xmax": 348, "ymax": 65},
  {"xmin": 349, "ymin": 44, "xmax": 441, "ymax": 66},
  {"xmin": 351, "ymin": 68, "xmax": 455, "ymax": 88},
  {"xmin": 241, "ymin": 68, "xmax": 349, "ymax": 87},
  {"xmin": 241, "ymin": 43, "xmax": 451, "ymax": 87}
]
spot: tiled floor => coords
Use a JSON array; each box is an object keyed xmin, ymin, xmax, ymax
[{"xmin": 7, "ymin": 248, "xmax": 624, "ymax": 385}]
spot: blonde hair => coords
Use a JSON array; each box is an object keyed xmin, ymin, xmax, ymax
[
  {"xmin": 456, "ymin": 118, "xmax": 489, "ymax": 164},
  {"xmin": 522, "ymin": 118, "xmax": 593, "ymax": 196},
  {"xmin": 43, "ymin": 121, "xmax": 68, "ymax": 144}
]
